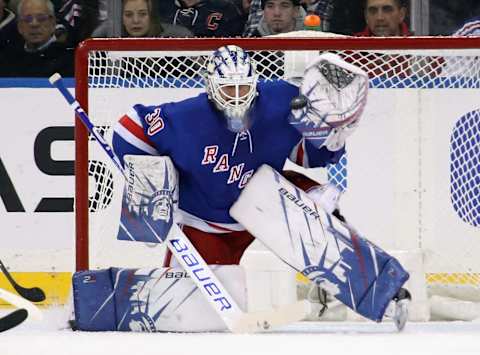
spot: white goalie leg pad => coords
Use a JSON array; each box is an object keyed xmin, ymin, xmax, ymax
[
  {"xmin": 74, "ymin": 265, "xmax": 247, "ymax": 332},
  {"xmin": 119, "ymin": 265, "xmax": 247, "ymax": 332},
  {"xmin": 230, "ymin": 165, "xmax": 409, "ymax": 322}
]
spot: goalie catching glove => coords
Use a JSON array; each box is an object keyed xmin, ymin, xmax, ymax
[{"xmin": 289, "ymin": 53, "xmax": 369, "ymax": 151}]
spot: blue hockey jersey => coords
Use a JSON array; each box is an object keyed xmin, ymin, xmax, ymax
[{"xmin": 112, "ymin": 80, "xmax": 345, "ymax": 232}]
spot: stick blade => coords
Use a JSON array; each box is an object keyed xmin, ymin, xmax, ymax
[
  {"xmin": 17, "ymin": 286, "xmax": 46, "ymax": 303},
  {"xmin": 0, "ymin": 309, "xmax": 28, "ymax": 332},
  {"xmin": 0, "ymin": 260, "xmax": 46, "ymax": 302}
]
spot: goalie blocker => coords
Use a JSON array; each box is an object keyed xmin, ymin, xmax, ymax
[{"xmin": 230, "ymin": 165, "xmax": 409, "ymax": 323}]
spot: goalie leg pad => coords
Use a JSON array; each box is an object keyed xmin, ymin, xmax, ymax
[
  {"xmin": 230, "ymin": 164, "xmax": 409, "ymax": 322},
  {"xmin": 73, "ymin": 266, "xmax": 247, "ymax": 332},
  {"xmin": 355, "ymin": 257, "xmax": 409, "ymax": 321},
  {"xmin": 72, "ymin": 269, "xmax": 117, "ymax": 331},
  {"xmin": 326, "ymin": 228, "xmax": 410, "ymax": 321}
]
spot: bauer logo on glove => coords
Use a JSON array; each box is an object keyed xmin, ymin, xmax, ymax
[{"xmin": 288, "ymin": 53, "xmax": 369, "ymax": 150}]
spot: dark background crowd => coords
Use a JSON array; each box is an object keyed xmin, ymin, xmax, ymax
[{"xmin": 1, "ymin": 0, "xmax": 480, "ymax": 78}]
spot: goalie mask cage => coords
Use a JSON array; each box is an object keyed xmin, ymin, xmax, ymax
[{"xmin": 75, "ymin": 36, "xmax": 480, "ymax": 321}]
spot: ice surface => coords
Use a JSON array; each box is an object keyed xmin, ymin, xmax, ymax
[{"xmin": 1, "ymin": 307, "xmax": 480, "ymax": 355}]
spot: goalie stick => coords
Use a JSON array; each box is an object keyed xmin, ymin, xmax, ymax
[
  {"xmin": 0, "ymin": 259, "xmax": 46, "ymax": 303},
  {"xmin": 0, "ymin": 308, "xmax": 28, "ymax": 332},
  {"xmin": 49, "ymin": 73, "xmax": 309, "ymax": 333}
]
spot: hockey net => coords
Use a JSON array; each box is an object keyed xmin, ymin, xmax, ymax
[{"xmin": 75, "ymin": 35, "xmax": 480, "ymax": 321}]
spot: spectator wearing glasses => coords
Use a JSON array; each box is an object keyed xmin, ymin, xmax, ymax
[{"xmin": 0, "ymin": 0, "xmax": 74, "ymax": 77}]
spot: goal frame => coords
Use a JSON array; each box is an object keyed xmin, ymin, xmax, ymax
[{"xmin": 74, "ymin": 36, "xmax": 480, "ymax": 271}]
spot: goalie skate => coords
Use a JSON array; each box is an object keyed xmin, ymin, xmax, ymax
[{"xmin": 384, "ymin": 288, "xmax": 411, "ymax": 331}]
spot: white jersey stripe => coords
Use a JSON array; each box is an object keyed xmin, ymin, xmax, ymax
[
  {"xmin": 115, "ymin": 123, "xmax": 160, "ymax": 155},
  {"xmin": 126, "ymin": 107, "xmax": 143, "ymax": 125},
  {"xmin": 176, "ymin": 209, "xmax": 245, "ymax": 233}
]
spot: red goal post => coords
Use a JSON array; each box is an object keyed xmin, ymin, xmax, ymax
[{"xmin": 74, "ymin": 36, "xmax": 480, "ymax": 319}]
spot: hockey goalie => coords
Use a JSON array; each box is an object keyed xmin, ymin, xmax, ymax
[{"xmin": 72, "ymin": 45, "xmax": 411, "ymax": 332}]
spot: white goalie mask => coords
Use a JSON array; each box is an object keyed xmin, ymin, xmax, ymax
[{"xmin": 205, "ymin": 45, "xmax": 258, "ymax": 132}]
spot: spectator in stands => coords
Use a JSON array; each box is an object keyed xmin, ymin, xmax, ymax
[
  {"xmin": 0, "ymin": 0, "xmax": 19, "ymax": 50},
  {"xmin": 122, "ymin": 0, "xmax": 192, "ymax": 37},
  {"xmin": 244, "ymin": 0, "xmax": 333, "ymax": 35},
  {"xmin": 355, "ymin": 0, "xmax": 411, "ymax": 37},
  {"xmin": 157, "ymin": 0, "xmax": 244, "ymax": 38},
  {"xmin": 250, "ymin": 0, "xmax": 306, "ymax": 37},
  {"xmin": 0, "ymin": 0, "xmax": 74, "ymax": 77}
]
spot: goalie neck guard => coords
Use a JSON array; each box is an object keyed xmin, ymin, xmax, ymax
[{"xmin": 205, "ymin": 45, "xmax": 258, "ymax": 132}]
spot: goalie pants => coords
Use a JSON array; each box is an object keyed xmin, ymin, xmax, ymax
[{"xmin": 163, "ymin": 225, "xmax": 255, "ymax": 266}]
